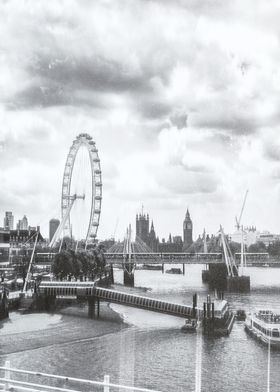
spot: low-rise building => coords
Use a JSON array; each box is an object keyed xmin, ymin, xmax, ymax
[{"xmin": 0, "ymin": 228, "xmax": 10, "ymax": 262}]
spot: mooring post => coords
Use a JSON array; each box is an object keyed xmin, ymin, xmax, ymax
[
  {"xmin": 88, "ymin": 297, "xmax": 95, "ymax": 319},
  {"xmin": 192, "ymin": 293, "xmax": 197, "ymax": 318},
  {"xmin": 162, "ymin": 263, "xmax": 164, "ymax": 274},
  {"xmin": 203, "ymin": 302, "xmax": 207, "ymax": 335},
  {"xmin": 206, "ymin": 295, "xmax": 211, "ymax": 336},
  {"xmin": 4, "ymin": 360, "xmax": 10, "ymax": 391},
  {"xmin": 211, "ymin": 302, "xmax": 215, "ymax": 334},
  {"xmin": 104, "ymin": 374, "xmax": 110, "ymax": 392},
  {"xmin": 110, "ymin": 264, "xmax": 114, "ymax": 284}
]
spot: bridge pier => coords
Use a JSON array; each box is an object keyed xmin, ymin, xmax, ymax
[
  {"xmin": 207, "ymin": 263, "xmax": 250, "ymax": 292},
  {"xmin": 124, "ymin": 270, "xmax": 134, "ymax": 286},
  {"xmin": 44, "ymin": 295, "xmax": 56, "ymax": 312},
  {"xmin": 88, "ymin": 297, "xmax": 100, "ymax": 318},
  {"xmin": 202, "ymin": 265, "xmax": 209, "ymax": 283},
  {"xmin": 226, "ymin": 275, "xmax": 250, "ymax": 292},
  {"xmin": 208, "ymin": 264, "xmax": 228, "ymax": 290},
  {"xmin": 123, "ymin": 261, "xmax": 134, "ymax": 287},
  {"xmin": 0, "ymin": 287, "xmax": 9, "ymax": 320},
  {"xmin": 182, "ymin": 264, "xmax": 185, "ymax": 275}
]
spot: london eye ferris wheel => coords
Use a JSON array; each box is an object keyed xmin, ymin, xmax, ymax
[{"xmin": 49, "ymin": 133, "xmax": 102, "ymax": 248}]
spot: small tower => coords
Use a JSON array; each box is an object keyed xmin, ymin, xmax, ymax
[
  {"xmin": 148, "ymin": 220, "xmax": 158, "ymax": 252},
  {"xmin": 183, "ymin": 209, "xmax": 193, "ymax": 248}
]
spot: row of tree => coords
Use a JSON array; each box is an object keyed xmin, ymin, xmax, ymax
[{"xmin": 51, "ymin": 245, "xmax": 107, "ymax": 281}]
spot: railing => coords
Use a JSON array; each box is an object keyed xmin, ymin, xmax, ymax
[{"xmin": 0, "ymin": 361, "xmax": 161, "ymax": 392}]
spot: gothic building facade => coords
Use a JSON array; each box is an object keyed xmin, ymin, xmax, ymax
[
  {"xmin": 136, "ymin": 213, "xmax": 159, "ymax": 251},
  {"xmin": 135, "ymin": 208, "xmax": 194, "ymax": 253}
]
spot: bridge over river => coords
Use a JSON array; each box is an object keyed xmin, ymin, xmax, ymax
[
  {"xmin": 39, "ymin": 281, "xmax": 203, "ymax": 319},
  {"xmin": 38, "ymin": 281, "xmax": 232, "ymax": 335}
]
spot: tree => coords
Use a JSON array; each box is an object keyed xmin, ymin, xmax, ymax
[
  {"xmin": 52, "ymin": 251, "xmax": 74, "ymax": 280},
  {"xmin": 51, "ymin": 244, "xmax": 107, "ymax": 281},
  {"xmin": 228, "ymin": 241, "xmax": 241, "ymax": 255},
  {"xmin": 267, "ymin": 241, "xmax": 280, "ymax": 257},
  {"xmin": 248, "ymin": 241, "xmax": 267, "ymax": 253},
  {"xmin": 14, "ymin": 254, "xmax": 31, "ymax": 289}
]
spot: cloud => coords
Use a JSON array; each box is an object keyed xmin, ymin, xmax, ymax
[{"xmin": 1, "ymin": 0, "xmax": 280, "ymax": 238}]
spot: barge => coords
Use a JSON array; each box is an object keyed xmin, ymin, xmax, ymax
[
  {"xmin": 202, "ymin": 296, "xmax": 235, "ymax": 336},
  {"xmin": 166, "ymin": 268, "xmax": 182, "ymax": 274}
]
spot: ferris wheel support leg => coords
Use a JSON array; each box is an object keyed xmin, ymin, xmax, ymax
[{"xmin": 49, "ymin": 199, "xmax": 76, "ymax": 248}]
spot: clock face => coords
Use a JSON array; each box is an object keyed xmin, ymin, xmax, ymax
[{"xmin": 187, "ymin": 223, "xmax": 192, "ymax": 229}]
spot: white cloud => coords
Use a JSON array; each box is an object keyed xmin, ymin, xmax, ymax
[{"xmin": 1, "ymin": 0, "xmax": 280, "ymax": 240}]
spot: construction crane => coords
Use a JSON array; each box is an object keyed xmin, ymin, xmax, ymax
[
  {"xmin": 235, "ymin": 190, "xmax": 249, "ymax": 275},
  {"xmin": 235, "ymin": 190, "xmax": 249, "ymax": 231}
]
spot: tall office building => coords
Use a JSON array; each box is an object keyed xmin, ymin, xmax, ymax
[
  {"xmin": 17, "ymin": 215, "xmax": 28, "ymax": 230},
  {"xmin": 49, "ymin": 218, "xmax": 60, "ymax": 242},
  {"xmin": 3, "ymin": 211, "xmax": 14, "ymax": 230}
]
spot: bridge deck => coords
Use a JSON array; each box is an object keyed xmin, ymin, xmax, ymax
[
  {"xmin": 39, "ymin": 281, "xmax": 207, "ymax": 319},
  {"xmin": 105, "ymin": 252, "xmax": 271, "ymax": 264}
]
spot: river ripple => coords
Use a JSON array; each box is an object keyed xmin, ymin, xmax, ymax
[{"xmin": 1, "ymin": 265, "xmax": 280, "ymax": 392}]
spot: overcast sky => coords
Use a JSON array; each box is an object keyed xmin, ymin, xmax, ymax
[{"xmin": 1, "ymin": 0, "xmax": 280, "ymax": 241}]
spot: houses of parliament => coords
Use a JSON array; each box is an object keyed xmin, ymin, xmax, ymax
[{"xmin": 136, "ymin": 209, "xmax": 193, "ymax": 252}]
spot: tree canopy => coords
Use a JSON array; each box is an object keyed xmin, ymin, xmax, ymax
[{"xmin": 52, "ymin": 245, "xmax": 107, "ymax": 281}]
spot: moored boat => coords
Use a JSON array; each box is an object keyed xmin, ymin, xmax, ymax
[
  {"xmin": 166, "ymin": 268, "xmax": 182, "ymax": 274},
  {"xmin": 181, "ymin": 318, "xmax": 200, "ymax": 332},
  {"xmin": 244, "ymin": 310, "xmax": 280, "ymax": 348},
  {"xmin": 235, "ymin": 309, "xmax": 246, "ymax": 321}
]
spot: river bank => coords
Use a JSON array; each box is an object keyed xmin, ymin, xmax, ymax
[{"xmin": 0, "ymin": 301, "xmax": 127, "ymax": 358}]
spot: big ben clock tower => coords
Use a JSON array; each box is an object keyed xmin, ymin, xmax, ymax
[{"xmin": 183, "ymin": 209, "xmax": 193, "ymax": 248}]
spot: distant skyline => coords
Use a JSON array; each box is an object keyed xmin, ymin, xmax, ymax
[{"xmin": 1, "ymin": 1, "xmax": 280, "ymax": 240}]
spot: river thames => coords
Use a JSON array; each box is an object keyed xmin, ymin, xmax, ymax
[{"xmin": 1, "ymin": 266, "xmax": 280, "ymax": 392}]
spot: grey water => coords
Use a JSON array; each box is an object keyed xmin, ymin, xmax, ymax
[{"xmin": 1, "ymin": 265, "xmax": 280, "ymax": 392}]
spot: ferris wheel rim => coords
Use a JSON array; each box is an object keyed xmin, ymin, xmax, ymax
[{"xmin": 61, "ymin": 132, "xmax": 102, "ymax": 245}]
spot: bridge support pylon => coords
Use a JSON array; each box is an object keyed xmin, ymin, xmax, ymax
[
  {"xmin": 208, "ymin": 263, "xmax": 228, "ymax": 290},
  {"xmin": 226, "ymin": 275, "xmax": 250, "ymax": 292},
  {"xmin": 0, "ymin": 286, "xmax": 9, "ymax": 320},
  {"xmin": 88, "ymin": 297, "xmax": 100, "ymax": 318},
  {"xmin": 44, "ymin": 295, "xmax": 56, "ymax": 312},
  {"xmin": 202, "ymin": 265, "xmax": 209, "ymax": 283},
  {"xmin": 123, "ymin": 266, "xmax": 134, "ymax": 287}
]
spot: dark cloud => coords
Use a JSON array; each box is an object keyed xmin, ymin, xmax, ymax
[
  {"xmin": 8, "ymin": 52, "xmax": 171, "ymax": 111},
  {"xmin": 157, "ymin": 165, "xmax": 218, "ymax": 195},
  {"xmin": 264, "ymin": 143, "xmax": 280, "ymax": 162},
  {"xmin": 9, "ymin": 85, "xmax": 70, "ymax": 109},
  {"xmin": 170, "ymin": 111, "xmax": 188, "ymax": 129},
  {"xmin": 193, "ymin": 113, "xmax": 258, "ymax": 135},
  {"xmin": 134, "ymin": 98, "xmax": 171, "ymax": 119},
  {"xmin": 31, "ymin": 55, "xmax": 150, "ymax": 93}
]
